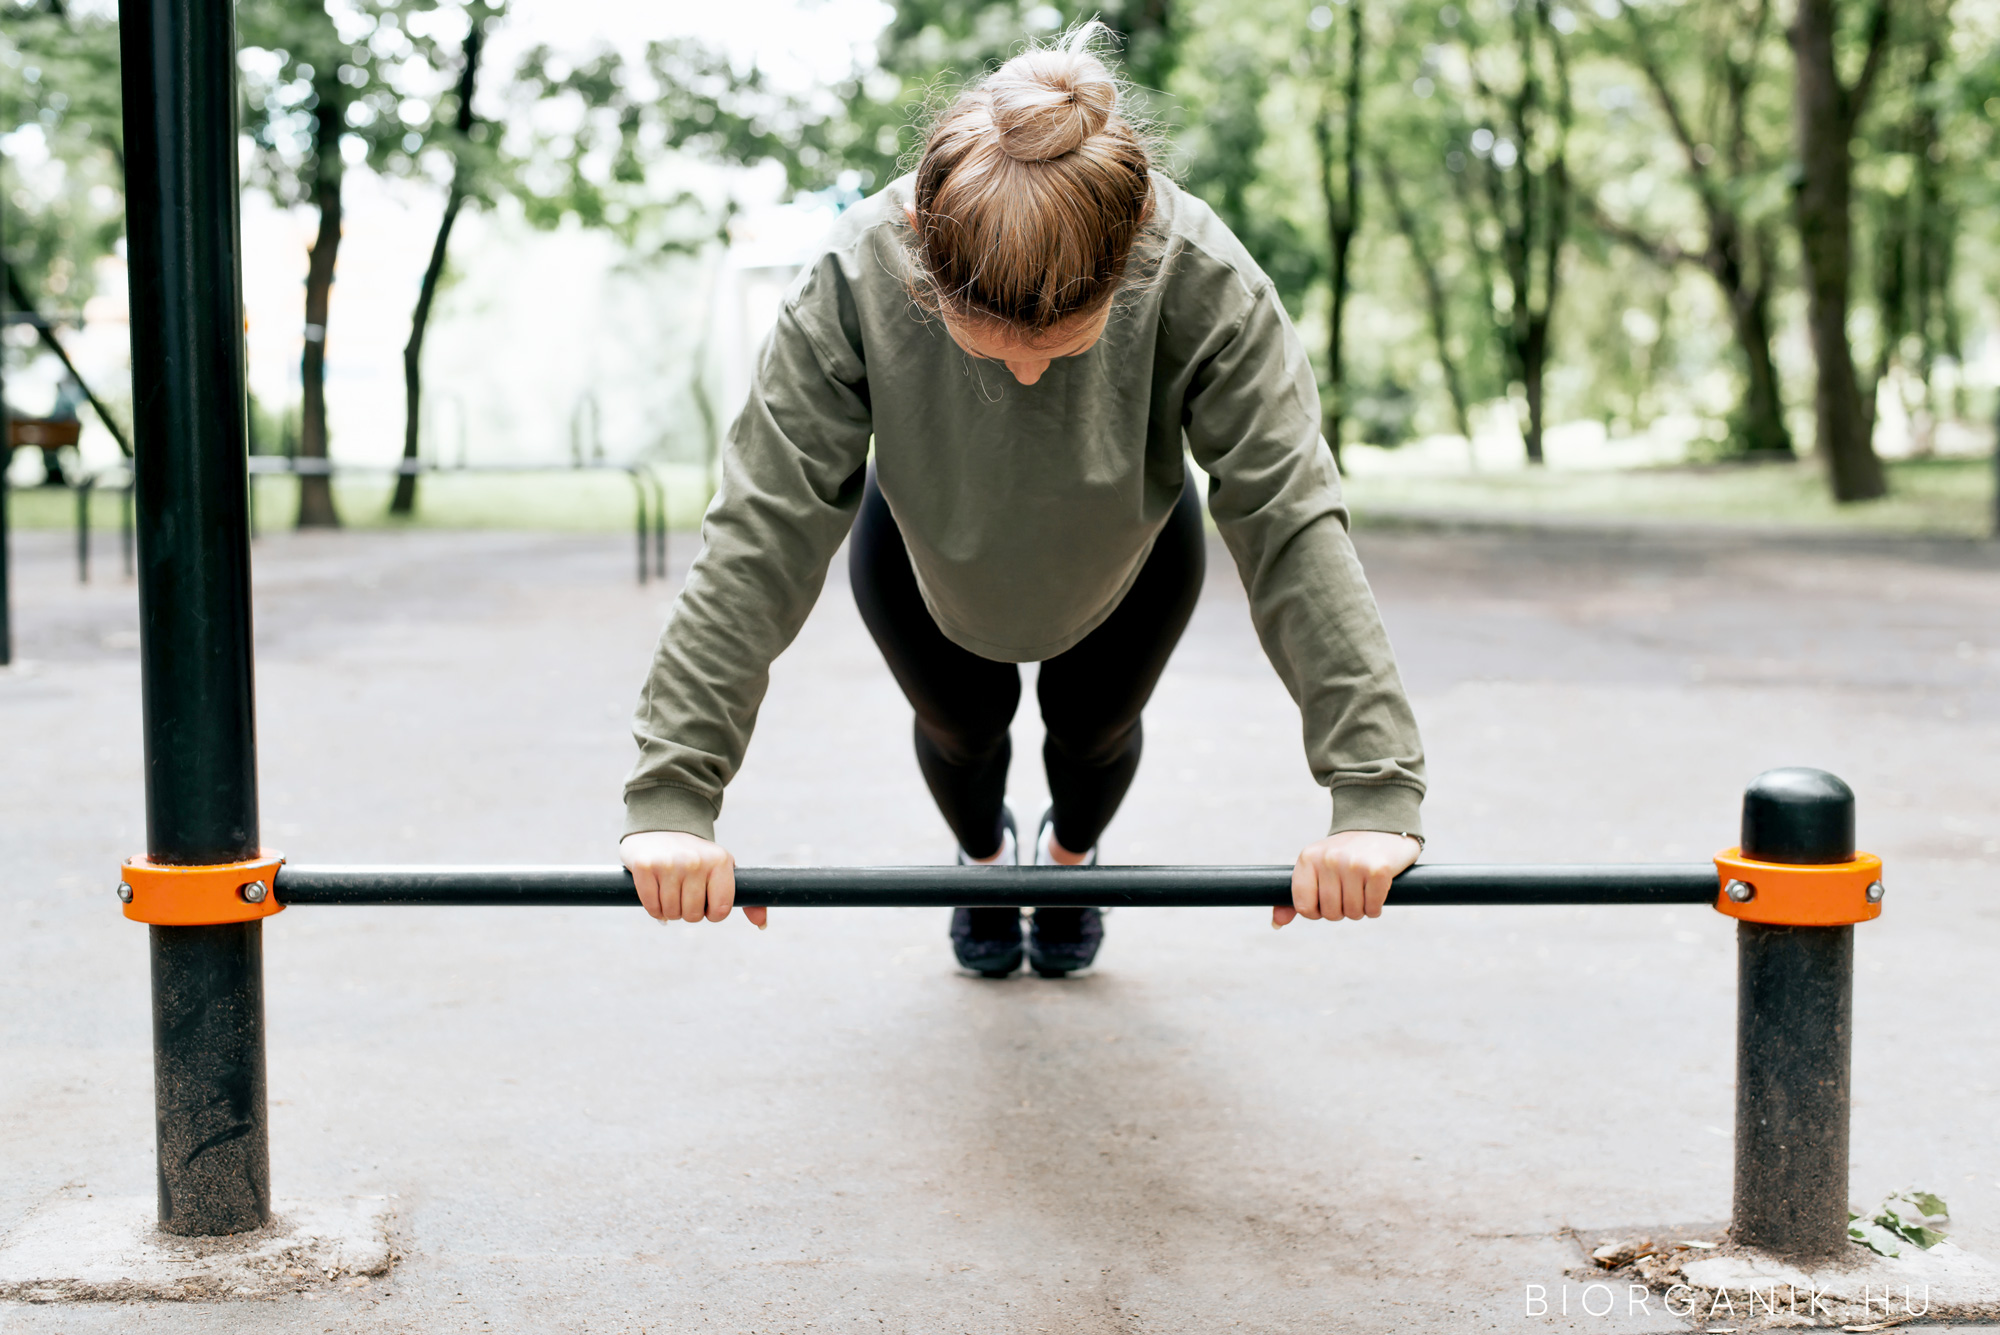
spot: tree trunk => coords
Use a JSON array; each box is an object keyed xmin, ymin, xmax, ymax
[
  {"xmin": 1791, "ymin": 0, "xmax": 1887, "ymax": 502},
  {"xmin": 391, "ymin": 24, "xmax": 484, "ymax": 518},
  {"xmin": 1992, "ymin": 391, "xmax": 2000, "ymax": 540},
  {"xmin": 1525, "ymin": 4, "xmax": 1570, "ymax": 466},
  {"xmin": 1522, "ymin": 314, "xmax": 1548, "ymax": 466},
  {"xmin": 1314, "ymin": 0, "xmax": 1362, "ymax": 467},
  {"xmin": 1479, "ymin": 0, "xmax": 1570, "ymax": 466},
  {"xmin": 1376, "ymin": 154, "xmax": 1475, "ymax": 454},
  {"xmin": 388, "ymin": 193, "xmax": 462, "ymax": 516},
  {"xmin": 1730, "ymin": 269, "xmax": 1793, "ymax": 458},
  {"xmin": 1908, "ymin": 22, "xmax": 1948, "ymax": 442},
  {"xmin": 1613, "ymin": 0, "xmax": 1795, "ymax": 461},
  {"xmin": 297, "ymin": 96, "xmax": 344, "ymax": 528},
  {"xmin": 1871, "ymin": 178, "xmax": 1907, "ymax": 396}
]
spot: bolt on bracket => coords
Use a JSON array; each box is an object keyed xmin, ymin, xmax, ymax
[
  {"xmin": 118, "ymin": 852, "xmax": 286, "ymax": 925},
  {"xmin": 1712, "ymin": 848, "xmax": 1883, "ymax": 927}
]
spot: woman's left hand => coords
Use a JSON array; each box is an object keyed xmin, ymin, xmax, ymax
[{"xmin": 1276, "ymin": 831, "xmax": 1422, "ymax": 928}]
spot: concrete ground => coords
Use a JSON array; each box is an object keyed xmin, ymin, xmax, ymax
[{"xmin": 2, "ymin": 517, "xmax": 1996, "ymax": 1333}]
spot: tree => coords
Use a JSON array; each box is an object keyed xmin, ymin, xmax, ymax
[
  {"xmin": 802, "ymin": 2, "xmax": 1188, "ymax": 204},
  {"xmin": 1, "ymin": 0, "xmax": 131, "ymax": 455},
  {"xmin": 1790, "ymin": 0, "xmax": 1891, "ymax": 501},
  {"xmin": 238, "ymin": 0, "xmax": 345, "ymax": 526},
  {"xmin": 1375, "ymin": 151, "xmax": 1476, "ymax": 451},
  {"xmin": 1589, "ymin": 0, "xmax": 1794, "ymax": 459},
  {"xmin": 1437, "ymin": 0, "xmax": 1575, "ymax": 465},
  {"xmin": 1177, "ymin": 42, "xmax": 1320, "ymax": 309},
  {"xmin": 1861, "ymin": 0, "xmax": 1960, "ymax": 449},
  {"xmin": 1307, "ymin": 0, "xmax": 1365, "ymax": 465},
  {"xmin": 389, "ymin": 2, "xmax": 500, "ymax": 517},
  {"xmin": 1103, "ymin": 0, "xmax": 1178, "ymax": 96},
  {"xmin": 237, "ymin": 0, "xmax": 451, "ymax": 527}
]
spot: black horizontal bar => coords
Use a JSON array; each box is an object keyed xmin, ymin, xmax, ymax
[
  {"xmin": 2, "ymin": 311, "xmax": 85, "ymax": 327},
  {"xmin": 273, "ymin": 863, "xmax": 1719, "ymax": 909}
]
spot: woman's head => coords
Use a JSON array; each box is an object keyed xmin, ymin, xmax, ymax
[{"xmin": 908, "ymin": 26, "xmax": 1155, "ymax": 356}]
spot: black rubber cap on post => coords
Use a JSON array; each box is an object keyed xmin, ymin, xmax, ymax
[{"xmin": 1741, "ymin": 767, "xmax": 1854, "ymax": 865}]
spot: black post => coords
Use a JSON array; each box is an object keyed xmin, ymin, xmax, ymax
[
  {"xmin": 121, "ymin": 480, "xmax": 134, "ymax": 579},
  {"xmin": 1, "ymin": 457, "xmax": 11, "ymax": 667},
  {"xmin": 1731, "ymin": 767, "xmax": 1855, "ymax": 1260},
  {"xmin": 653, "ymin": 472, "xmax": 667, "ymax": 578},
  {"xmin": 121, "ymin": 0, "xmax": 269, "ymax": 1236},
  {"xmin": 628, "ymin": 469, "xmax": 648, "ymax": 585},
  {"xmin": 2, "ymin": 231, "xmax": 11, "ymax": 665},
  {"xmin": 76, "ymin": 476, "xmax": 92, "ymax": 583}
]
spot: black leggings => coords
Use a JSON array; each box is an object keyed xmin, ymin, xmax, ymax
[{"xmin": 850, "ymin": 468, "xmax": 1206, "ymax": 860}]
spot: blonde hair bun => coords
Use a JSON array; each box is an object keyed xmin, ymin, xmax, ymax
[
  {"xmin": 907, "ymin": 21, "xmax": 1156, "ymax": 334},
  {"xmin": 988, "ymin": 48, "xmax": 1117, "ymax": 162}
]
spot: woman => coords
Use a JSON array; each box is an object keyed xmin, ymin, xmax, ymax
[{"xmin": 620, "ymin": 30, "xmax": 1425, "ymax": 977}]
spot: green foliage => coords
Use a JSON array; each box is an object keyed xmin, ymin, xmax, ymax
[
  {"xmin": 6, "ymin": 0, "xmax": 1997, "ymax": 481},
  {"xmin": 795, "ymin": 0, "xmax": 1186, "ymax": 199},
  {"xmin": 0, "ymin": 0, "xmax": 124, "ymax": 310},
  {"xmin": 1176, "ymin": 38, "xmax": 1321, "ymax": 313},
  {"xmin": 1857, "ymin": 0, "xmax": 1967, "ymax": 403},
  {"xmin": 1573, "ymin": 0, "xmax": 1794, "ymax": 453},
  {"xmin": 234, "ymin": 0, "xmax": 507, "ymax": 207},
  {"xmin": 502, "ymin": 39, "xmax": 808, "ymax": 248},
  {"xmin": 1349, "ymin": 375, "xmax": 1418, "ymax": 444},
  {"xmin": 1849, "ymin": 1191, "xmax": 1950, "ymax": 1257}
]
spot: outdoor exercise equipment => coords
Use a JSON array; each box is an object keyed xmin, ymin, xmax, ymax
[
  {"xmin": 111, "ymin": 0, "xmax": 1884, "ymax": 1268},
  {"xmin": 245, "ymin": 456, "xmax": 671, "ymax": 584},
  {"xmin": 69, "ymin": 469, "xmax": 137, "ymax": 584}
]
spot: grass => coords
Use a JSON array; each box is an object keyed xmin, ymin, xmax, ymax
[
  {"xmin": 9, "ymin": 456, "xmax": 1994, "ymax": 540},
  {"xmin": 6, "ymin": 464, "xmax": 715, "ymax": 534},
  {"xmin": 1343, "ymin": 456, "xmax": 1998, "ymax": 539}
]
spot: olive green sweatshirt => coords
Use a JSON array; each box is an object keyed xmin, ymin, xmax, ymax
[{"xmin": 624, "ymin": 174, "xmax": 1425, "ymax": 843}]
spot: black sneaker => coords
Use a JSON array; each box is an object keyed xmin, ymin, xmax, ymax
[
  {"xmin": 951, "ymin": 808, "xmax": 1021, "ymax": 977},
  {"xmin": 1028, "ymin": 807, "xmax": 1103, "ymax": 977}
]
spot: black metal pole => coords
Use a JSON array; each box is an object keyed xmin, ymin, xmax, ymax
[
  {"xmin": 76, "ymin": 476, "xmax": 92, "ymax": 584},
  {"xmin": 273, "ymin": 861, "xmax": 1720, "ymax": 909},
  {"xmin": 652, "ymin": 470, "xmax": 667, "ymax": 578},
  {"xmin": 121, "ymin": 0, "xmax": 269, "ymax": 1236},
  {"xmin": 0, "ymin": 457, "xmax": 10, "ymax": 667},
  {"xmin": 122, "ymin": 479, "xmax": 135, "ymax": 578},
  {"xmin": 1731, "ymin": 767, "xmax": 1855, "ymax": 1260},
  {"xmin": 1, "ymin": 225, "xmax": 11, "ymax": 665},
  {"xmin": 0, "ymin": 452, "xmax": 11, "ymax": 668},
  {"xmin": 627, "ymin": 468, "xmax": 648, "ymax": 585}
]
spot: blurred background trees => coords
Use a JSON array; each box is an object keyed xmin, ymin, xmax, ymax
[
  {"xmin": 3, "ymin": 0, "xmax": 1997, "ymax": 517},
  {"xmin": 1, "ymin": 0, "xmax": 129, "ymax": 460}
]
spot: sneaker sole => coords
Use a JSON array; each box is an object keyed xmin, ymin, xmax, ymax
[{"xmin": 954, "ymin": 944, "xmax": 1024, "ymax": 976}]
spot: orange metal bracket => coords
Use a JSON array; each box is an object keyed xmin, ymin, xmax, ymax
[
  {"xmin": 1713, "ymin": 848, "xmax": 1883, "ymax": 927},
  {"xmin": 119, "ymin": 852, "xmax": 286, "ymax": 926}
]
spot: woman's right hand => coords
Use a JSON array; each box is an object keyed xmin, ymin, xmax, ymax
[{"xmin": 620, "ymin": 831, "xmax": 764, "ymax": 929}]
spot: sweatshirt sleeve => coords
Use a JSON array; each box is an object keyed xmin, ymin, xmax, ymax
[
  {"xmin": 622, "ymin": 260, "xmax": 874, "ymax": 841},
  {"xmin": 1181, "ymin": 280, "xmax": 1427, "ymax": 838}
]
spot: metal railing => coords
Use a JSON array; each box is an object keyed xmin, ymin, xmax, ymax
[
  {"xmin": 70, "ymin": 468, "xmax": 136, "ymax": 584},
  {"xmin": 246, "ymin": 456, "xmax": 673, "ymax": 584}
]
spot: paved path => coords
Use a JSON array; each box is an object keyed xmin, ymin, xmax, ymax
[{"xmin": 3, "ymin": 522, "xmax": 1996, "ymax": 1333}]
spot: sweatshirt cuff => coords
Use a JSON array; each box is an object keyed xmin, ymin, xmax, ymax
[
  {"xmin": 1327, "ymin": 783, "xmax": 1424, "ymax": 840},
  {"xmin": 623, "ymin": 784, "xmax": 720, "ymax": 842}
]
